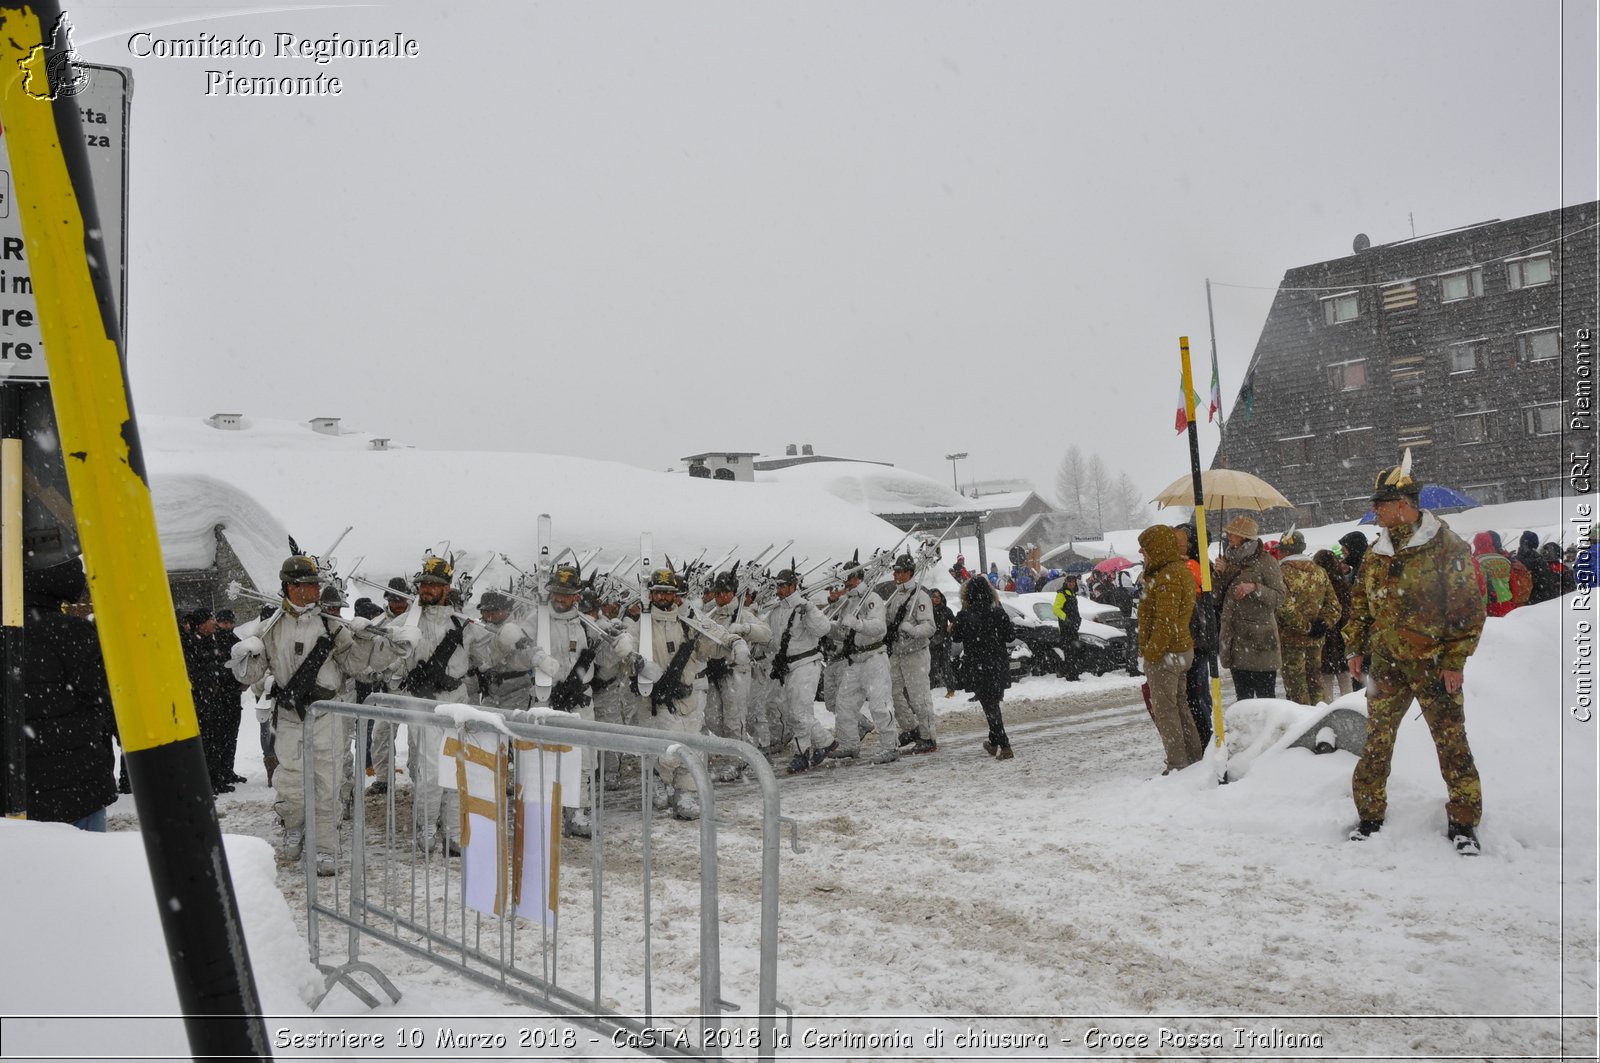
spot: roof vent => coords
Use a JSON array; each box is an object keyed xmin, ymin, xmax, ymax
[
  {"xmin": 785, "ymin": 443, "xmax": 797, "ymax": 456},
  {"xmin": 801, "ymin": 443, "xmax": 814, "ymax": 456}
]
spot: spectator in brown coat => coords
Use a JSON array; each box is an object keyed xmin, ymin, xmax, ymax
[
  {"xmin": 1214, "ymin": 515, "xmax": 1286, "ymax": 701},
  {"xmin": 1137, "ymin": 525, "xmax": 1202, "ymax": 773}
]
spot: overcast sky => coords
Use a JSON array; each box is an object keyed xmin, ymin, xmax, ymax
[{"xmin": 52, "ymin": 0, "xmax": 1600, "ymax": 510}]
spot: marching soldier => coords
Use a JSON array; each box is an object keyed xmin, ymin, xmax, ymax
[
  {"xmin": 230, "ymin": 554, "xmax": 408, "ymax": 875},
  {"xmin": 703, "ymin": 570, "xmax": 772, "ymax": 780},
  {"xmin": 582, "ymin": 588, "xmax": 630, "ymax": 791},
  {"xmin": 536, "ymin": 563, "xmax": 632, "ymax": 835},
  {"xmin": 826, "ymin": 559, "xmax": 901, "ymax": 764},
  {"xmin": 763, "ymin": 568, "xmax": 836, "ymax": 774},
  {"xmin": 1275, "ymin": 530, "xmax": 1339, "ymax": 706},
  {"xmin": 1343, "ymin": 457, "xmax": 1487, "ymax": 855},
  {"xmin": 473, "ymin": 591, "xmax": 537, "ymax": 712},
  {"xmin": 883, "ymin": 553, "xmax": 938, "ymax": 752},
  {"xmin": 395, "ymin": 555, "xmax": 499, "ymax": 857},
  {"xmin": 627, "ymin": 569, "xmax": 739, "ymax": 820}
]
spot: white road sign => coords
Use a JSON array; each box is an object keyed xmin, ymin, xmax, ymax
[{"xmin": 0, "ymin": 62, "xmax": 131, "ymax": 381}]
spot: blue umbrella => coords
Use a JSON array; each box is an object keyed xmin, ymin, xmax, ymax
[{"xmin": 1359, "ymin": 484, "xmax": 1480, "ymax": 524}]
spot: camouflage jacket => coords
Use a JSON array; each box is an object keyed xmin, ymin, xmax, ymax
[
  {"xmin": 1276, "ymin": 558, "xmax": 1340, "ymax": 647},
  {"xmin": 1342, "ymin": 510, "xmax": 1486, "ymax": 672}
]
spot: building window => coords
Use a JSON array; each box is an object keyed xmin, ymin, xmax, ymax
[
  {"xmin": 1322, "ymin": 291, "xmax": 1359, "ymax": 324},
  {"xmin": 1396, "ymin": 425, "xmax": 1432, "ymax": 447},
  {"xmin": 1506, "ymin": 253, "xmax": 1553, "ymax": 290},
  {"xmin": 1328, "ymin": 360, "xmax": 1367, "ymax": 391},
  {"xmin": 1390, "ymin": 357, "xmax": 1425, "ymax": 393},
  {"xmin": 1454, "ymin": 412, "xmax": 1491, "ymax": 445},
  {"xmin": 1381, "ymin": 282, "xmax": 1418, "ymax": 311},
  {"xmin": 688, "ymin": 463, "xmax": 711, "ymax": 478},
  {"xmin": 1516, "ymin": 329, "xmax": 1560, "ymax": 363},
  {"xmin": 1448, "ymin": 339, "xmax": 1488, "ymax": 374},
  {"xmin": 1530, "ymin": 477, "xmax": 1567, "ymax": 499},
  {"xmin": 1464, "ymin": 483, "xmax": 1505, "ymax": 505},
  {"xmin": 1278, "ymin": 436, "xmax": 1312, "ymax": 466},
  {"xmin": 1439, "ymin": 267, "xmax": 1484, "ymax": 302},
  {"xmin": 1336, "ymin": 428, "xmax": 1374, "ymax": 458},
  {"xmin": 724, "ymin": 454, "xmax": 740, "ymax": 464},
  {"xmin": 1524, "ymin": 403, "xmax": 1562, "ymax": 436}
]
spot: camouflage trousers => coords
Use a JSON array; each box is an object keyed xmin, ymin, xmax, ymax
[
  {"xmin": 1280, "ymin": 641, "xmax": 1324, "ymax": 706},
  {"xmin": 1352, "ymin": 656, "xmax": 1482, "ymax": 826}
]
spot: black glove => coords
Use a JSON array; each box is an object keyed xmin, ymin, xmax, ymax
[{"xmin": 1308, "ymin": 619, "xmax": 1329, "ymax": 639}]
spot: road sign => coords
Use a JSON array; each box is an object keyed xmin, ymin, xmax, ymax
[{"xmin": 0, "ymin": 62, "xmax": 131, "ymax": 381}]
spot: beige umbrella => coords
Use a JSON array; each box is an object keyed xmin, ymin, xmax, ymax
[{"xmin": 1151, "ymin": 468, "xmax": 1294, "ymax": 511}]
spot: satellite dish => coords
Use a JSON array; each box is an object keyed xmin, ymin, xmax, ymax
[{"xmin": 1353, "ymin": 233, "xmax": 1371, "ymax": 253}]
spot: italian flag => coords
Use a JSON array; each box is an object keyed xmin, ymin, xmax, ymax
[
  {"xmin": 1175, "ymin": 378, "xmax": 1200, "ymax": 433},
  {"xmin": 1207, "ymin": 357, "xmax": 1221, "ymax": 422}
]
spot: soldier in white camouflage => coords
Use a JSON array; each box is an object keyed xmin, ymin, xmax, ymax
[
  {"xmin": 1274, "ymin": 530, "xmax": 1340, "ymax": 706},
  {"xmin": 1343, "ymin": 456, "xmax": 1487, "ymax": 855}
]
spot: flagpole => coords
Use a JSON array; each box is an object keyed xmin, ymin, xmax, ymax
[
  {"xmin": 1206, "ymin": 278, "xmax": 1225, "ymax": 456},
  {"xmin": 1180, "ymin": 337, "xmax": 1225, "ymax": 779}
]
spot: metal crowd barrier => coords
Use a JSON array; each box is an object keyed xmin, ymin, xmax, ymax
[{"xmin": 296, "ymin": 693, "xmax": 789, "ymax": 1059}]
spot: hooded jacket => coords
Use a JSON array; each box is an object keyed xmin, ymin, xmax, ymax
[
  {"xmin": 1344, "ymin": 510, "xmax": 1485, "ymax": 671},
  {"xmin": 1136, "ymin": 526, "xmax": 1196, "ymax": 660},
  {"xmin": 1216, "ymin": 535, "xmax": 1286, "ymax": 671}
]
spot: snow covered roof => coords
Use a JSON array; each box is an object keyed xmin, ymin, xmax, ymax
[
  {"xmin": 970, "ymin": 489, "xmax": 1045, "ymax": 511},
  {"xmin": 140, "ymin": 416, "xmax": 905, "ymax": 593},
  {"xmin": 755, "ymin": 460, "xmax": 981, "ymax": 516}
]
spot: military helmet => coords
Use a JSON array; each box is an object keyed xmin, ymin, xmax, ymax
[
  {"xmin": 839, "ymin": 559, "xmax": 863, "ymax": 582},
  {"xmin": 578, "ymin": 588, "xmax": 601, "ymax": 613},
  {"xmin": 477, "ymin": 590, "xmax": 513, "ymax": 612},
  {"xmin": 773, "ymin": 568, "xmax": 800, "ymax": 586},
  {"xmin": 320, "ymin": 584, "xmax": 347, "ymax": 606},
  {"xmin": 279, "ymin": 555, "xmax": 320, "ymax": 585},
  {"xmin": 416, "ymin": 555, "xmax": 453, "ymax": 585},
  {"xmin": 1371, "ymin": 448, "xmax": 1422, "ymax": 504},
  {"xmin": 385, "ymin": 576, "xmax": 411, "ymax": 598},
  {"xmin": 1277, "ymin": 530, "xmax": 1306, "ymax": 556},
  {"xmin": 712, "ymin": 571, "xmax": 739, "ymax": 594},
  {"xmin": 548, "ymin": 564, "xmax": 583, "ymax": 596},
  {"xmin": 892, "ymin": 553, "xmax": 916, "ymax": 573},
  {"xmin": 647, "ymin": 568, "xmax": 686, "ymax": 594}
]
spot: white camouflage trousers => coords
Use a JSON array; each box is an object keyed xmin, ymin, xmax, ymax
[
  {"xmin": 704, "ymin": 669, "xmax": 752, "ymax": 742},
  {"xmin": 834, "ymin": 651, "xmax": 896, "ymax": 756},
  {"xmin": 408, "ymin": 715, "xmax": 462, "ymax": 847},
  {"xmin": 746, "ymin": 659, "xmax": 784, "ymax": 749},
  {"xmin": 273, "ymin": 709, "xmax": 346, "ymax": 856},
  {"xmin": 639, "ymin": 691, "xmax": 707, "ymax": 793},
  {"xmin": 890, "ymin": 646, "xmax": 936, "ymax": 740},
  {"xmin": 774, "ymin": 658, "xmax": 829, "ymax": 754}
]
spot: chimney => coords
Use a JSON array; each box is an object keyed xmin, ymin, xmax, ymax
[
  {"xmin": 785, "ymin": 444, "xmax": 797, "ymax": 456},
  {"xmin": 310, "ymin": 416, "xmax": 341, "ymax": 436},
  {"xmin": 801, "ymin": 443, "xmax": 814, "ymax": 456}
]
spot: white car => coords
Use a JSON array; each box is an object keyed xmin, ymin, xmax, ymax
[{"xmin": 1005, "ymin": 592, "xmax": 1139, "ymax": 676}]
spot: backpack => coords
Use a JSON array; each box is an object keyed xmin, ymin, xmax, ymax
[
  {"xmin": 1473, "ymin": 553, "xmax": 1515, "ymax": 617},
  {"xmin": 1509, "ymin": 559, "xmax": 1533, "ymax": 607}
]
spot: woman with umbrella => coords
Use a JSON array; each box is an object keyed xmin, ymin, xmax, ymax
[{"xmin": 952, "ymin": 577, "xmax": 1017, "ymax": 760}]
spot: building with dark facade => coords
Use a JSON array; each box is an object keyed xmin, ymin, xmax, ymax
[{"xmin": 1215, "ymin": 202, "xmax": 1597, "ymax": 524}]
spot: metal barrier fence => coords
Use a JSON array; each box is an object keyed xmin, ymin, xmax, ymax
[{"xmin": 296, "ymin": 693, "xmax": 789, "ymax": 1059}]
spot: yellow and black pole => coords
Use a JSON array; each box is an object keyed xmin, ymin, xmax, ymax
[
  {"xmin": 1, "ymin": 384, "xmax": 23, "ymax": 818},
  {"xmin": 0, "ymin": 3, "xmax": 269, "ymax": 1057},
  {"xmin": 1179, "ymin": 338, "xmax": 1225, "ymax": 760}
]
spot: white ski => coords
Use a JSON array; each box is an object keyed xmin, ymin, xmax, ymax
[
  {"xmin": 533, "ymin": 514, "xmax": 554, "ymax": 699},
  {"xmin": 638, "ymin": 531, "xmax": 654, "ymax": 659}
]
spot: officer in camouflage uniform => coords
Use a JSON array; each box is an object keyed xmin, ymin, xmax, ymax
[
  {"xmin": 1275, "ymin": 530, "xmax": 1340, "ymax": 706},
  {"xmin": 1343, "ymin": 455, "xmax": 1487, "ymax": 855}
]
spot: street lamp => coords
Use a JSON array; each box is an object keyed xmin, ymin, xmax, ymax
[
  {"xmin": 945, "ymin": 452, "xmax": 968, "ymax": 555},
  {"xmin": 944, "ymin": 452, "xmax": 968, "ymax": 495}
]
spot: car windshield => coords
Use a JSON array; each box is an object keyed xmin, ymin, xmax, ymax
[{"xmin": 1033, "ymin": 603, "xmax": 1053, "ymax": 620}]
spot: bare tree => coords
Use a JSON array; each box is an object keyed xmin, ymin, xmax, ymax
[
  {"xmin": 1055, "ymin": 446, "xmax": 1087, "ymax": 515},
  {"xmin": 1086, "ymin": 453, "xmax": 1112, "ymax": 533},
  {"xmin": 1111, "ymin": 472, "xmax": 1149, "ymax": 530}
]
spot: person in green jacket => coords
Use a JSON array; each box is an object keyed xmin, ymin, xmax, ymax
[{"xmin": 1343, "ymin": 455, "xmax": 1487, "ymax": 855}]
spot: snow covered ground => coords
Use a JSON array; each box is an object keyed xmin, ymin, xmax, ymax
[{"xmin": 2, "ymin": 593, "xmax": 1592, "ymax": 1059}]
